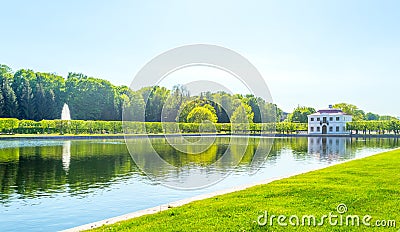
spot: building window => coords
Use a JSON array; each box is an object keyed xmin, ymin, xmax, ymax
[
  {"xmin": 336, "ymin": 116, "xmax": 340, "ymax": 121},
  {"xmin": 329, "ymin": 117, "xmax": 333, "ymax": 121},
  {"xmin": 329, "ymin": 127, "xmax": 333, "ymax": 132},
  {"xmin": 310, "ymin": 127, "xmax": 314, "ymax": 132},
  {"xmin": 336, "ymin": 126, "xmax": 340, "ymax": 132},
  {"xmin": 317, "ymin": 118, "xmax": 320, "ymax": 121},
  {"xmin": 343, "ymin": 126, "xmax": 346, "ymax": 131},
  {"xmin": 311, "ymin": 118, "xmax": 314, "ymax": 121},
  {"xmin": 317, "ymin": 127, "xmax": 320, "ymax": 132}
]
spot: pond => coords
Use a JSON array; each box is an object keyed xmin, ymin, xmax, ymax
[{"xmin": 0, "ymin": 136, "xmax": 398, "ymax": 231}]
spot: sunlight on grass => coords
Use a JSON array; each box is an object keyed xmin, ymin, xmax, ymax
[{"xmin": 90, "ymin": 149, "xmax": 400, "ymax": 231}]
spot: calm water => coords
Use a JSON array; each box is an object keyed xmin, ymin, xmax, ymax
[{"xmin": 0, "ymin": 136, "xmax": 398, "ymax": 231}]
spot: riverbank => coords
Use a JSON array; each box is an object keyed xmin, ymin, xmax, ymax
[{"xmin": 81, "ymin": 149, "xmax": 399, "ymax": 231}]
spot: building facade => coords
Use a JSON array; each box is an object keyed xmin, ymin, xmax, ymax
[{"xmin": 307, "ymin": 106, "xmax": 352, "ymax": 135}]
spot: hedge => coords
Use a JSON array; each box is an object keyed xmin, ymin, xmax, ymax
[{"xmin": 0, "ymin": 118, "xmax": 309, "ymax": 135}]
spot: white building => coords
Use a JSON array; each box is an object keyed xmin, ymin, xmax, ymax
[{"xmin": 308, "ymin": 105, "xmax": 352, "ymax": 135}]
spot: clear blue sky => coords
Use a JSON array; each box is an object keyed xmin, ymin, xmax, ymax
[{"xmin": 1, "ymin": 1, "xmax": 399, "ymax": 116}]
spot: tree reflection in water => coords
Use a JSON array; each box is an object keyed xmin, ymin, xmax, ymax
[{"xmin": 0, "ymin": 137, "xmax": 398, "ymax": 202}]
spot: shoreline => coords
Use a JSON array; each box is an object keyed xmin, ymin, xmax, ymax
[
  {"xmin": 61, "ymin": 147, "xmax": 399, "ymax": 232},
  {"xmin": 0, "ymin": 133, "xmax": 399, "ymax": 140}
]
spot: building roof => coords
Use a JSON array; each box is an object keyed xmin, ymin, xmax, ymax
[{"xmin": 308, "ymin": 107, "xmax": 351, "ymax": 116}]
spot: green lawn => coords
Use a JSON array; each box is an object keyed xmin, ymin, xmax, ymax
[{"xmin": 90, "ymin": 149, "xmax": 400, "ymax": 231}]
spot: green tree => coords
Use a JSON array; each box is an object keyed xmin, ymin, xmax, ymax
[
  {"xmin": 0, "ymin": 64, "xmax": 12, "ymax": 75},
  {"xmin": 333, "ymin": 103, "xmax": 365, "ymax": 121},
  {"xmin": 231, "ymin": 103, "xmax": 254, "ymax": 123},
  {"xmin": 287, "ymin": 106, "xmax": 316, "ymax": 123},
  {"xmin": 0, "ymin": 65, "xmax": 17, "ymax": 118},
  {"xmin": 19, "ymin": 78, "xmax": 36, "ymax": 120},
  {"xmin": 66, "ymin": 74, "xmax": 119, "ymax": 120},
  {"xmin": 35, "ymin": 72, "xmax": 66, "ymax": 119},
  {"xmin": 232, "ymin": 100, "xmax": 254, "ymax": 123},
  {"xmin": 1, "ymin": 78, "xmax": 18, "ymax": 118},
  {"xmin": 379, "ymin": 115, "xmax": 397, "ymax": 121},
  {"xmin": 0, "ymin": 85, "xmax": 4, "ymax": 115},
  {"xmin": 162, "ymin": 85, "xmax": 189, "ymax": 122},
  {"xmin": 365, "ymin": 112, "xmax": 379, "ymax": 121},
  {"xmin": 187, "ymin": 106, "xmax": 218, "ymax": 123},
  {"xmin": 139, "ymin": 86, "xmax": 170, "ymax": 122},
  {"xmin": 12, "ymin": 69, "xmax": 37, "ymax": 119},
  {"xmin": 43, "ymin": 89, "xmax": 57, "ymax": 119},
  {"xmin": 119, "ymin": 87, "xmax": 145, "ymax": 121},
  {"xmin": 33, "ymin": 82, "xmax": 46, "ymax": 121}
]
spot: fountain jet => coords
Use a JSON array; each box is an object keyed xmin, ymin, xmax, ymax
[{"xmin": 61, "ymin": 103, "xmax": 71, "ymax": 120}]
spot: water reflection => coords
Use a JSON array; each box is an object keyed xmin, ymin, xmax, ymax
[
  {"xmin": 308, "ymin": 137, "xmax": 350, "ymax": 161},
  {"xmin": 127, "ymin": 136, "xmax": 274, "ymax": 188},
  {"xmin": 0, "ymin": 137, "xmax": 398, "ymax": 202},
  {"xmin": 0, "ymin": 140, "xmax": 134, "ymax": 204},
  {"xmin": 62, "ymin": 141, "xmax": 71, "ymax": 172}
]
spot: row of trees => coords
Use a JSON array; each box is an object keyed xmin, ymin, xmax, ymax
[
  {"xmin": 0, "ymin": 118, "xmax": 307, "ymax": 134},
  {"xmin": 0, "ymin": 66, "xmax": 65, "ymax": 121},
  {"xmin": 3, "ymin": 117, "xmax": 400, "ymax": 135},
  {"xmin": 2, "ymin": 64, "xmax": 397, "ymax": 124},
  {"xmin": 135, "ymin": 85, "xmax": 282, "ymax": 124},
  {"xmin": 348, "ymin": 120, "xmax": 400, "ymax": 135},
  {"xmin": 332, "ymin": 103, "xmax": 397, "ymax": 121},
  {"xmin": 1, "ymin": 64, "xmax": 282, "ymax": 123},
  {"xmin": 285, "ymin": 103, "xmax": 397, "ymax": 123}
]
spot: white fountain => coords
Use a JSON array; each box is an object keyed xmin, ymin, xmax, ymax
[
  {"xmin": 61, "ymin": 104, "xmax": 71, "ymax": 171},
  {"xmin": 61, "ymin": 103, "xmax": 71, "ymax": 120}
]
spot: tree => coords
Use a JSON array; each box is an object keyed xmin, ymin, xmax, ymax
[
  {"xmin": 43, "ymin": 89, "xmax": 57, "ymax": 119},
  {"xmin": 139, "ymin": 86, "xmax": 170, "ymax": 122},
  {"xmin": 12, "ymin": 69, "xmax": 36, "ymax": 119},
  {"xmin": 19, "ymin": 78, "xmax": 36, "ymax": 120},
  {"xmin": 119, "ymin": 87, "xmax": 145, "ymax": 121},
  {"xmin": 0, "ymin": 85, "xmax": 4, "ymax": 116},
  {"xmin": 366, "ymin": 112, "xmax": 379, "ymax": 121},
  {"xmin": 36, "ymin": 72, "xmax": 66, "ymax": 119},
  {"xmin": 287, "ymin": 106, "xmax": 316, "ymax": 123},
  {"xmin": 231, "ymin": 103, "xmax": 254, "ymax": 123},
  {"xmin": 379, "ymin": 115, "xmax": 397, "ymax": 121},
  {"xmin": 186, "ymin": 106, "xmax": 218, "ymax": 123},
  {"xmin": 0, "ymin": 65, "xmax": 17, "ymax": 118},
  {"xmin": 1, "ymin": 78, "xmax": 18, "ymax": 118},
  {"xmin": 232, "ymin": 99, "xmax": 254, "ymax": 123},
  {"xmin": 245, "ymin": 95, "xmax": 262, "ymax": 123},
  {"xmin": 0, "ymin": 64, "xmax": 12, "ymax": 75},
  {"xmin": 162, "ymin": 85, "xmax": 189, "ymax": 122},
  {"xmin": 66, "ymin": 75, "xmax": 119, "ymax": 120},
  {"xmin": 333, "ymin": 103, "xmax": 365, "ymax": 121},
  {"xmin": 33, "ymin": 82, "xmax": 46, "ymax": 121}
]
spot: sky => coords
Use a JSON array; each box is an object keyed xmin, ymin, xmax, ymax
[{"xmin": 1, "ymin": 0, "xmax": 399, "ymax": 116}]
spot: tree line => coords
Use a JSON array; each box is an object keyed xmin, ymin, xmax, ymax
[
  {"xmin": 0, "ymin": 64, "xmax": 282, "ymax": 123},
  {"xmin": 285, "ymin": 103, "xmax": 398, "ymax": 123},
  {"xmin": 2, "ymin": 64, "xmax": 397, "ymax": 126},
  {"xmin": 348, "ymin": 120, "xmax": 400, "ymax": 135}
]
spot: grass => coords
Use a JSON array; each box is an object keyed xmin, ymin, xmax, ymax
[{"xmin": 90, "ymin": 149, "xmax": 400, "ymax": 232}]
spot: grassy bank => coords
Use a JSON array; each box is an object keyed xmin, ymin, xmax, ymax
[{"xmin": 90, "ymin": 149, "xmax": 400, "ymax": 231}]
